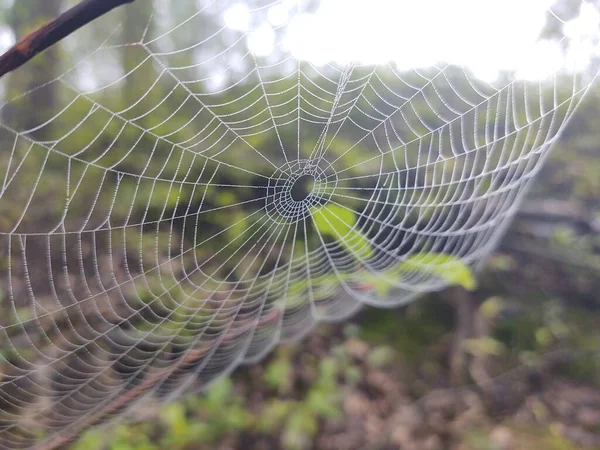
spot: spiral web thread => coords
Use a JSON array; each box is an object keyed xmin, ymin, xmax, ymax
[{"xmin": 0, "ymin": 0, "xmax": 595, "ymax": 448}]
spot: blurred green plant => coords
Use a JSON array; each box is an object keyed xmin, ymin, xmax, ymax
[{"xmin": 311, "ymin": 203, "xmax": 374, "ymax": 260}]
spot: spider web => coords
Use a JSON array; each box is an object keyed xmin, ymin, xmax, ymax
[{"xmin": 0, "ymin": 0, "xmax": 596, "ymax": 448}]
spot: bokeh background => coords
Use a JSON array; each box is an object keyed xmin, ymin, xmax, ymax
[{"xmin": 0, "ymin": 0, "xmax": 599, "ymax": 449}]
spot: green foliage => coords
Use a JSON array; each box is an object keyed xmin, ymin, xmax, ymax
[
  {"xmin": 2, "ymin": 5, "xmax": 599, "ymax": 450},
  {"xmin": 70, "ymin": 429, "xmax": 107, "ymax": 450},
  {"xmin": 282, "ymin": 408, "xmax": 317, "ymax": 450},
  {"xmin": 158, "ymin": 378, "xmax": 252, "ymax": 448},
  {"xmin": 556, "ymin": 311, "xmax": 600, "ymax": 387},
  {"xmin": 74, "ymin": 339, "xmax": 358, "ymax": 450},
  {"xmin": 276, "ymin": 354, "xmax": 344, "ymax": 450},
  {"xmin": 479, "ymin": 297, "xmax": 505, "ymax": 320},
  {"xmin": 265, "ymin": 349, "xmax": 293, "ymax": 393},
  {"xmin": 359, "ymin": 298, "xmax": 453, "ymax": 367},
  {"xmin": 258, "ymin": 399, "xmax": 296, "ymax": 433},
  {"xmin": 72, "ymin": 424, "xmax": 159, "ymax": 450},
  {"xmin": 310, "ymin": 203, "xmax": 373, "ymax": 260},
  {"xmin": 75, "ymin": 378, "xmax": 253, "ymax": 450},
  {"xmin": 398, "ymin": 253, "xmax": 477, "ymax": 291},
  {"xmin": 463, "ymin": 336, "xmax": 506, "ymax": 357},
  {"xmin": 355, "ymin": 252, "xmax": 477, "ymax": 296},
  {"xmin": 366, "ymin": 345, "xmax": 396, "ymax": 369}
]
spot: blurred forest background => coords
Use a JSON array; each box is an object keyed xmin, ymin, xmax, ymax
[{"xmin": 0, "ymin": 0, "xmax": 599, "ymax": 449}]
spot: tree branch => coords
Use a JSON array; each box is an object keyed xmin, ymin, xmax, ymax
[
  {"xmin": 0, "ymin": 0, "xmax": 136, "ymax": 79},
  {"xmin": 35, "ymin": 309, "xmax": 283, "ymax": 450}
]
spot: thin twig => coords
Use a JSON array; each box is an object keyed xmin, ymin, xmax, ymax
[{"xmin": 0, "ymin": 0, "xmax": 136, "ymax": 79}]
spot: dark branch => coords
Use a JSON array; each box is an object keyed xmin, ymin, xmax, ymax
[
  {"xmin": 0, "ymin": 0, "xmax": 136, "ymax": 79},
  {"xmin": 37, "ymin": 309, "xmax": 283, "ymax": 450}
]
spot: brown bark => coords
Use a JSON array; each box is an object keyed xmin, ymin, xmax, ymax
[
  {"xmin": 448, "ymin": 287, "xmax": 475, "ymax": 386},
  {"xmin": 0, "ymin": 0, "xmax": 136, "ymax": 78}
]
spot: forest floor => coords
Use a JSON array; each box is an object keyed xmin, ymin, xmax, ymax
[
  {"xmin": 226, "ymin": 320, "xmax": 600, "ymax": 450},
  {"xmin": 99, "ymin": 303, "xmax": 600, "ymax": 450},
  {"xmin": 78, "ymin": 205, "xmax": 599, "ymax": 450},
  {"xmin": 84, "ymin": 245, "xmax": 600, "ymax": 450}
]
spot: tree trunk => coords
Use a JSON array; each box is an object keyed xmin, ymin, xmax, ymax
[
  {"xmin": 448, "ymin": 287, "xmax": 475, "ymax": 386},
  {"xmin": 4, "ymin": 0, "xmax": 63, "ymax": 135},
  {"xmin": 121, "ymin": 0, "xmax": 153, "ymax": 106}
]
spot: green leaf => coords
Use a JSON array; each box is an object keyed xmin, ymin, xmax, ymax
[
  {"xmin": 206, "ymin": 377, "xmax": 233, "ymax": 404},
  {"xmin": 366, "ymin": 346, "xmax": 396, "ymax": 369},
  {"xmin": 160, "ymin": 402, "xmax": 187, "ymax": 433},
  {"xmin": 348, "ymin": 252, "xmax": 476, "ymax": 296},
  {"xmin": 535, "ymin": 327, "xmax": 553, "ymax": 347},
  {"xmin": 265, "ymin": 356, "xmax": 292, "ymax": 392},
  {"xmin": 306, "ymin": 390, "xmax": 340, "ymax": 418},
  {"xmin": 480, "ymin": 296, "xmax": 504, "ymax": 319},
  {"xmin": 284, "ymin": 408, "xmax": 318, "ymax": 448},
  {"xmin": 258, "ymin": 399, "xmax": 295, "ymax": 433},
  {"xmin": 310, "ymin": 204, "xmax": 373, "ymax": 260},
  {"xmin": 463, "ymin": 337, "xmax": 506, "ymax": 356},
  {"xmin": 398, "ymin": 253, "xmax": 477, "ymax": 291}
]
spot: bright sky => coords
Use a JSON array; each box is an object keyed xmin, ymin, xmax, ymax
[
  {"xmin": 0, "ymin": 0, "xmax": 598, "ymax": 83},
  {"xmin": 225, "ymin": 0, "xmax": 600, "ymax": 81}
]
